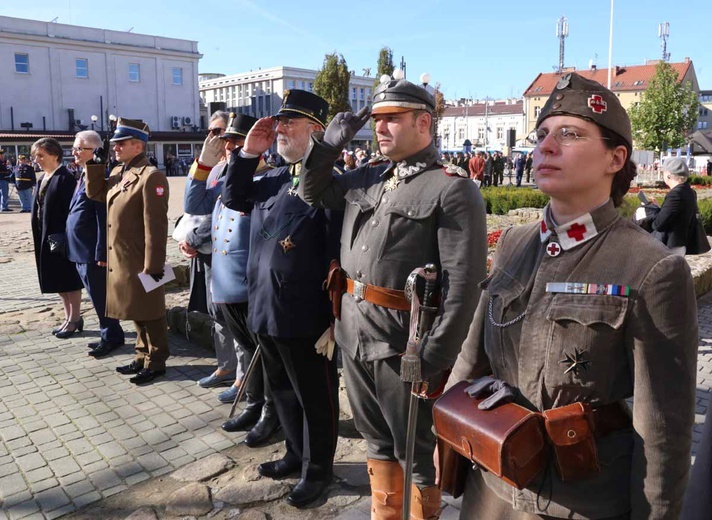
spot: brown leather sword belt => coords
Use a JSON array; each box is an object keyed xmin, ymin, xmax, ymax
[{"xmin": 345, "ymin": 278, "xmax": 410, "ymax": 311}]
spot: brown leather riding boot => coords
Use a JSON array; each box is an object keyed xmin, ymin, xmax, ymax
[
  {"xmin": 367, "ymin": 459, "xmax": 404, "ymax": 520},
  {"xmin": 410, "ymin": 485, "xmax": 442, "ymax": 520}
]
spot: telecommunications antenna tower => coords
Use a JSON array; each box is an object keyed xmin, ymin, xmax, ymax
[
  {"xmin": 556, "ymin": 16, "xmax": 569, "ymax": 73},
  {"xmin": 659, "ymin": 22, "xmax": 670, "ymax": 62}
]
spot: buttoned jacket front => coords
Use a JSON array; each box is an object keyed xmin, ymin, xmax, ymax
[
  {"xmin": 301, "ymin": 137, "xmax": 486, "ymax": 370},
  {"xmin": 449, "ymin": 200, "xmax": 698, "ymax": 519}
]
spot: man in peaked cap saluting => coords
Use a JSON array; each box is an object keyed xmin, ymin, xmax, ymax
[
  {"xmin": 221, "ymin": 90, "xmax": 343, "ymax": 508},
  {"xmin": 299, "ymin": 75, "xmax": 487, "ymax": 519},
  {"xmin": 85, "ymin": 118, "xmax": 170, "ymax": 385}
]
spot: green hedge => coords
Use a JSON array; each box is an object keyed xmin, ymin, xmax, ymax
[
  {"xmin": 700, "ymin": 199, "xmax": 712, "ymax": 234},
  {"xmin": 690, "ymin": 176, "xmax": 712, "ymax": 186},
  {"xmin": 480, "ymin": 187, "xmax": 550, "ymax": 214}
]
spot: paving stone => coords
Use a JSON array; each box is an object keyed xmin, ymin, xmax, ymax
[
  {"xmin": 1, "ymin": 425, "xmax": 26, "ymax": 442},
  {"xmin": 0, "ymin": 474, "xmax": 28, "ymax": 499},
  {"xmin": 15, "ymin": 453, "xmax": 47, "ymax": 473},
  {"xmin": 63, "ymin": 480, "xmax": 96, "ymax": 499},
  {"xmin": 124, "ymin": 472, "xmax": 151, "ymax": 487},
  {"xmin": 47, "ymin": 457, "xmax": 81, "ymax": 478},
  {"xmin": 24, "ymin": 466, "xmax": 54, "ymax": 484},
  {"xmin": 214, "ymin": 479, "xmax": 290, "ymax": 506},
  {"xmin": 171, "ymin": 453, "xmax": 233, "ymax": 482},
  {"xmin": 30, "ymin": 477, "xmax": 59, "ymax": 493},
  {"xmin": 166, "ymin": 482, "xmax": 213, "ymax": 517},
  {"xmin": 5, "ymin": 500, "xmax": 40, "ymax": 520},
  {"xmin": 34, "ymin": 487, "xmax": 71, "ymax": 512}
]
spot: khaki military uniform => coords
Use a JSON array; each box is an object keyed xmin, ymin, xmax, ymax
[
  {"xmin": 449, "ymin": 199, "xmax": 698, "ymax": 519},
  {"xmin": 86, "ymin": 154, "xmax": 170, "ymax": 370},
  {"xmin": 301, "ymin": 138, "xmax": 487, "ymax": 487}
]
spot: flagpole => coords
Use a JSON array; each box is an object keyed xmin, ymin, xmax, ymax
[{"xmin": 608, "ymin": 0, "xmax": 614, "ymax": 88}]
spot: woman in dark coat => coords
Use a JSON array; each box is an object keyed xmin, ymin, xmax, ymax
[{"xmin": 31, "ymin": 138, "xmax": 84, "ymax": 337}]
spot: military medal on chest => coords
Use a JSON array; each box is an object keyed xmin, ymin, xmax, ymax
[
  {"xmin": 559, "ymin": 347, "xmax": 590, "ymax": 375},
  {"xmin": 279, "ymin": 235, "xmax": 296, "ymax": 253},
  {"xmin": 383, "ymin": 174, "xmax": 399, "ymax": 192}
]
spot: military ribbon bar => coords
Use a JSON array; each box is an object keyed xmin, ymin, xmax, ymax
[{"xmin": 546, "ymin": 282, "xmax": 630, "ymax": 296}]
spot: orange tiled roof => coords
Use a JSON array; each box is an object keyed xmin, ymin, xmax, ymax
[{"xmin": 523, "ymin": 61, "xmax": 693, "ymax": 97}]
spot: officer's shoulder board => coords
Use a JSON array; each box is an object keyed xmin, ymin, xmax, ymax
[{"xmin": 443, "ymin": 163, "xmax": 469, "ymax": 178}]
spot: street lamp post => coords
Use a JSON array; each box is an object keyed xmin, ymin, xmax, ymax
[{"xmin": 91, "ymin": 114, "xmax": 98, "ymax": 131}]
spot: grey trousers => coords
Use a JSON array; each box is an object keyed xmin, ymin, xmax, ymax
[
  {"xmin": 213, "ymin": 320, "xmax": 244, "ymax": 381},
  {"xmin": 341, "ymin": 353, "xmax": 436, "ymax": 487}
]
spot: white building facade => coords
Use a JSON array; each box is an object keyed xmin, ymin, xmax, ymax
[
  {"xmin": 0, "ymin": 15, "xmax": 203, "ymax": 168},
  {"xmin": 438, "ymin": 99, "xmax": 526, "ymax": 152},
  {"xmin": 199, "ymin": 66, "xmax": 375, "ymax": 145}
]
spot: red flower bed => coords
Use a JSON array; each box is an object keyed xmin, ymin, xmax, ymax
[{"xmin": 487, "ymin": 230, "xmax": 502, "ymax": 248}]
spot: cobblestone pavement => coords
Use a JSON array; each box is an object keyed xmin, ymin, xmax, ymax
[{"xmin": 0, "ymin": 182, "xmax": 711, "ymax": 518}]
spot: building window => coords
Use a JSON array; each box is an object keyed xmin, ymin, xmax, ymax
[
  {"xmin": 700, "ymin": 121, "xmax": 709, "ymax": 130},
  {"xmin": 15, "ymin": 53, "xmax": 29, "ymax": 73},
  {"xmin": 458, "ymin": 128, "xmax": 465, "ymax": 140},
  {"xmin": 497, "ymin": 127, "xmax": 504, "ymax": 140},
  {"xmin": 534, "ymin": 106, "xmax": 541, "ymax": 117},
  {"xmin": 129, "ymin": 63, "xmax": 140, "ymax": 82},
  {"xmin": 172, "ymin": 67, "xmax": 183, "ymax": 86},
  {"xmin": 478, "ymin": 127, "xmax": 485, "ymax": 140},
  {"xmin": 75, "ymin": 58, "xmax": 88, "ymax": 78}
]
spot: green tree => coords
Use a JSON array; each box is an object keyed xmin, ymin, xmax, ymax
[
  {"xmin": 374, "ymin": 47, "xmax": 395, "ymax": 87},
  {"xmin": 629, "ymin": 61, "xmax": 699, "ymax": 152},
  {"xmin": 313, "ymin": 53, "xmax": 351, "ymax": 124}
]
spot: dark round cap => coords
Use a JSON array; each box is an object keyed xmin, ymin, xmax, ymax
[
  {"xmin": 275, "ymin": 89, "xmax": 329, "ymax": 127},
  {"xmin": 536, "ymin": 72, "xmax": 632, "ymax": 148},
  {"xmin": 372, "ymin": 79, "xmax": 435, "ymax": 115},
  {"xmin": 221, "ymin": 113, "xmax": 258, "ymax": 139}
]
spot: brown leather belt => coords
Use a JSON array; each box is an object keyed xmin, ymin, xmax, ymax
[
  {"xmin": 345, "ymin": 278, "xmax": 410, "ymax": 311},
  {"xmin": 590, "ymin": 402, "xmax": 632, "ymax": 438}
]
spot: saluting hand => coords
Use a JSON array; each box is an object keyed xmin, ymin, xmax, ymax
[
  {"xmin": 243, "ymin": 117, "xmax": 276, "ymax": 156},
  {"xmin": 198, "ymin": 134, "xmax": 224, "ymax": 168},
  {"xmin": 323, "ymin": 106, "xmax": 371, "ymax": 150}
]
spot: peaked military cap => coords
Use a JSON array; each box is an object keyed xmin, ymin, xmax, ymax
[
  {"xmin": 536, "ymin": 72, "xmax": 632, "ymax": 148},
  {"xmin": 372, "ymin": 78, "xmax": 436, "ymax": 115},
  {"xmin": 110, "ymin": 118, "xmax": 150, "ymax": 142},
  {"xmin": 274, "ymin": 89, "xmax": 329, "ymax": 127},
  {"xmin": 221, "ymin": 113, "xmax": 258, "ymax": 140}
]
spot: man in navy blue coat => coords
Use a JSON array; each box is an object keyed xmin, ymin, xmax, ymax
[
  {"xmin": 67, "ymin": 130, "xmax": 125, "ymax": 356},
  {"xmin": 222, "ymin": 90, "xmax": 342, "ymax": 508}
]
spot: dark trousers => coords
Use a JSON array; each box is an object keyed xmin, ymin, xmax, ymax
[
  {"xmin": 256, "ymin": 333, "xmax": 339, "ymax": 480},
  {"xmin": 218, "ymin": 302, "xmax": 272, "ymax": 408},
  {"xmin": 134, "ymin": 316, "xmax": 169, "ymax": 370},
  {"xmin": 75, "ymin": 262, "xmax": 124, "ymax": 346},
  {"xmin": 341, "ymin": 353, "xmax": 437, "ymax": 487}
]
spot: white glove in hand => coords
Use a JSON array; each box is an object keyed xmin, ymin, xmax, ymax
[
  {"xmin": 198, "ymin": 134, "xmax": 223, "ymax": 168},
  {"xmin": 315, "ymin": 328, "xmax": 335, "ymax": 360}
]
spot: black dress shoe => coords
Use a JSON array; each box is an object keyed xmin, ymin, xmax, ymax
[
  {"xmin": 286, "ymin": 475, "xmax": 332, "ymax": 508},
  {"xmin": 129, "ymin": 368, "xmax": 166, "ymax": 385},
  {"xmin": 257, "ymin": 457, "xmax": 301, "ymax": 480},
  {"xmin": 222, "ymin": 399, "xmax": 263, "ymax": 432},
  {"xmin": 88, "ymin": 341, "xmax": 118, "ymax": 358},
  {"xmin": 88, "ymin": 340, "xmax": 101, "ymax": 349},
  {"xmin": 244, "ymin": 409, "xmax": 281, "ymax": 447},
  {"xmin": 55, "ymin": 317, "xmax": 84, "ymax": 339},
  {"xmin": 116, "ymin": 360, "xmax": 144, "ymax": 375}
]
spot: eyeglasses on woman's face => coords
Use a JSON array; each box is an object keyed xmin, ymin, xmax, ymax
[{"xmin": 527, "ymin": 127, "xmax": 610, "ymax": 147}]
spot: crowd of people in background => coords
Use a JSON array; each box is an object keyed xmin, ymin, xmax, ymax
[{"xmin": 440, "ymin": 149, "xmax": 533, "ymax": 187}]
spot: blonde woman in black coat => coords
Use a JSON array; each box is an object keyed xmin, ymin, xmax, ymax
[{"xmin": 31, "ymin": 138, "xmax": 84, "ymax": 337}]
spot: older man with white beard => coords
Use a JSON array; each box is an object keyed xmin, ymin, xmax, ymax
[{"xmin": 221, "ymin": 90, "xmax": 343, "ymax": 508}]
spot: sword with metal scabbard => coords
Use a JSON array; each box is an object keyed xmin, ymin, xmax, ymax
[
  {"xmin": 401, "ymin": 263, "xmax": 439, "ymax": 520},
  {"xmin": 229, "ymin": 345, "xmax": 262, "ymax": 419}
]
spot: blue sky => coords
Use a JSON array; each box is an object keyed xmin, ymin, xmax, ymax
[{"xmin": 5, "ymin": 0, "xmax": 710, "ymax": 100}]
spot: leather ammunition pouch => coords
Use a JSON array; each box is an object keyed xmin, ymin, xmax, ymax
[
  {"xmin": 324, "ymin": 259, "xmax": 346, "ymax": 320},
  {"xmin": 433, "ymin": 381, "xmax": 633, "ymax": 496},
  {"xmin": 433, "ymin": 380, "xmax": 547, "ymax": 493}
]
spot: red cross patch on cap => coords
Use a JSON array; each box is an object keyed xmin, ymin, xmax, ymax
[
  {"xmin": 155, "ymin": 186, "xmax": 165, "ymax": 197},
  {"xmin": 587, "ymin": 94, "xmax": 607, "ymax": 114}
]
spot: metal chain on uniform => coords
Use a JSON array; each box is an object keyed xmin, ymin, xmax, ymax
[{"xmin": 488, "ymin": 297, "xmax": 527, "ymax": 328}]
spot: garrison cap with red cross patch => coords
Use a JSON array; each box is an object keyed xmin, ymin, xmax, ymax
[{"xmin": 535, "ymin": 72, "xmax": 632, "ymax": 149}]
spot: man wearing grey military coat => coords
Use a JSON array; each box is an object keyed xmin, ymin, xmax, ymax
[{"xmin": 300, "ymin": 77, "xmax": 487, "ymax": 519}]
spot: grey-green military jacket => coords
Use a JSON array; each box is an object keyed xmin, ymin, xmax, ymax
[
  {"xmin": 449, "ymin": 200, "xmax": 698, "ymax": 519},
  {"xmin": 300, "ymin": 135, "xmax": 487, "ymax": 371}
]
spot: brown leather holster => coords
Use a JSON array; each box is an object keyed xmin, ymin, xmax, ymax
[{"xmin": 324, "ymin": 259, "xmax": 346, "ymax": 320}]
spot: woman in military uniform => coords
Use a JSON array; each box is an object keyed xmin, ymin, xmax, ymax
[{"xmin": 447, "ymin": 73, "xmax": 698, "ymax": 519}]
